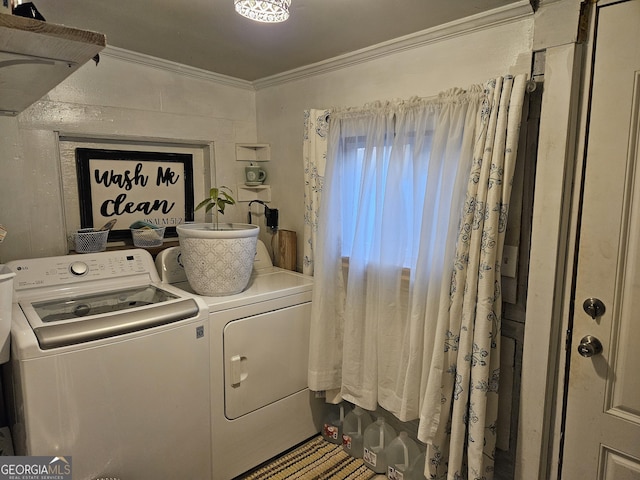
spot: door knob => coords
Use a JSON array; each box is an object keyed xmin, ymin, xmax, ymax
[
  {"xmin": 583, "ymin": 298, "xmax": 606, "ymax": 319},
  {"xmin": 577, "ymin": 335, "xmax": 603, "ymax": 357}
]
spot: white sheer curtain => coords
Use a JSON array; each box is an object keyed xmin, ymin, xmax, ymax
[
  {"xmin": 308, "ymin": 87, "xmax": 485, "ymax": 417},
  {"xmin": 307, "ymin": 75, "xmax": 527, "ymax": 479}
]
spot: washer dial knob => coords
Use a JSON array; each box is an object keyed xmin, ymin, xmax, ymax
[{"xmin": 69, "ymin": 261, "xmax": 89, "ymax": 276}]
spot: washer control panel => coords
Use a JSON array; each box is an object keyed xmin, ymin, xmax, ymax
[{"xmin": 8, "ymin": 250, "xmax": 152, "ymax": 291}]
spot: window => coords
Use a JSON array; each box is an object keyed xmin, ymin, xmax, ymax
[{"xmin": 337, "ymin": 128, "xmax": 435, "ymax": 275}]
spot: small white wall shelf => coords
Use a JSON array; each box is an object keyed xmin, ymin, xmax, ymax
[
  {"xmin": 236, "ymin": 184, "xmax": 271, "ymax": 203},
  {"xmin": 236, "ymin": 143, "xmax": 270, "ymax": 162}
]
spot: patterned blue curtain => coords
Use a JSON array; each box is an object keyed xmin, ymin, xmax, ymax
[
  {"xmin": 302, "ymin": 109, "xmax": 330, "ymax": 275},
  {"xmin": 418, "ymin": 75, "xmax": 527, "ymax": 479}
]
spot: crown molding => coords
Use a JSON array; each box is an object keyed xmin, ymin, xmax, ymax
[
  {"xmin": 99, "ymin": 1, "xmax": 533, "ymax": 92},
  {"xmin": 100, "ymin": 46, "xmax": 256, "ymax": 91},
  {"xmin": 253, "ymin": 0, "xmax": 533, "ymax": 90}
]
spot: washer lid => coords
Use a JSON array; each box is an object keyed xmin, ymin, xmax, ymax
[
  {"xmin": 30, "ymin": 285, "xmax": 178, "ymax": 323},
  {"xmin": 20, "ymin": 285, "xmax": 202, "ymax": 350},
  {"xmin": 26, "ymin": 297, "xmax": 201, "ymax": 350}
]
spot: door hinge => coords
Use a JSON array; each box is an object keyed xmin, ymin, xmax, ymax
[{"xmin": 565, "ymin": 328, "xmax": 572, "ymax": 351}]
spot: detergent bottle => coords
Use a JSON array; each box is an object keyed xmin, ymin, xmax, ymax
[
  {"xmin": 341, "ymin": 405, "xmax": 373, "ymax": 458},
  {"xmin": 385, "ymin": 432, "xmax": 421, "ymax": 479},
  {"xmin": 363, "ymin": 416, "xmax": 396, "ymax": 474},
  {"xmin": 322, "ymin": 402, "xmax": 350, "ymax": 445}
]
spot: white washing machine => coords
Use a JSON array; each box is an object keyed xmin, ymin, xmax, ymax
[
  {"xmin": 156, "ymin": 241, "xmax": 323, "ymax": 480},
  {"xmin": 5, "ymin": 249, "xmax": 212, "ymax": 480}
]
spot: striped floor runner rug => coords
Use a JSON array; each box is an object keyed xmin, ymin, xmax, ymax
[{"xmin": 238, "ymin": 436, "xmax": 377, "ymax": 480}]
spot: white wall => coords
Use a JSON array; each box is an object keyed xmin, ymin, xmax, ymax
[
  {"xmin": 254, "ymin": 15, "xmax": 534, "ymax": 270},
  {"xmin": 0, "ymin": 50, "xmax": 257, "ymax": 262}
]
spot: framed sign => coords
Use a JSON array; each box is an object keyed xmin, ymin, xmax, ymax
[{"xmin": 75, "ymin": 148, "xmax": 194, "ymax": 240}]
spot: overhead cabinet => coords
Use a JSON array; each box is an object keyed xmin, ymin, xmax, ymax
[{"xmin": 0, "ymin": 12, "xmax": 106, "ymax": 115}]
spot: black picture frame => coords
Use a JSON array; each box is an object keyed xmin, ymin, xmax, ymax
[{"xmin": 75, "ymin": 148, "xmax": 194, "ymax": 241}]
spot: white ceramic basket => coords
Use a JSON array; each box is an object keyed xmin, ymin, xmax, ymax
[{"xmin": 176, "ymin": 223, "xmax": 259, "ymax": 296}]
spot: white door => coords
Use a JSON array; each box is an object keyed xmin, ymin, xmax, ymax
[{"xmin": 562, "ymin": 0, "xmax": 640, "ymax": 477}]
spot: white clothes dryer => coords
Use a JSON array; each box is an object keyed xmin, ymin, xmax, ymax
[{"xmin": 156, "ymin": 241, "xmax": 323, "ymax": 480}]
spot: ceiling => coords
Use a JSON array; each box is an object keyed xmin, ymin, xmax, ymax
[{"xmin": 33, "ymin": 0, "xmax": 525, "ymax": 82}]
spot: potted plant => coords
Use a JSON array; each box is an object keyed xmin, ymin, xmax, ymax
[
  {"xmin": 195, "ymin": 186, "xmax": 236, "ymax": 230},
  {"xmin": 176, "ymin": 186, "xmax": 259, "ymax": 296}
]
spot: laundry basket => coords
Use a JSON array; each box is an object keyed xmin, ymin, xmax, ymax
[
  {"xmin": 75, "ymin": 229, "xmax": 109, "ymax": 253},
  {"xmin": 131, "ymin": 227, "xmax": 166, "ymax": 248}
]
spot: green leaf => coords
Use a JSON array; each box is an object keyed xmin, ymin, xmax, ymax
[
  {"xmin": 195, "ymin": 198, "xmax": 211, "ymax": 211},
  {"xmin": 196, "ymin": 185, "xmax": 236, "ymax": 220}
]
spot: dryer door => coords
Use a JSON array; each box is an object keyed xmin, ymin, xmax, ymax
[{"xmin": 223, "ymin": 302, "xmax": 311, "ymax": 419}]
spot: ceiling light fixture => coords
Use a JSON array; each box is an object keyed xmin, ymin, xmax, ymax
[{"xmin": 234, "ymin": 0, "xmax": 290, "ymax": 23}]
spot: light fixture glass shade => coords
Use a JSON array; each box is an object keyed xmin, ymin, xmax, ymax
[{"xmin": 234, "ymin": 0, "xmax": 290, "ymax": 23}]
